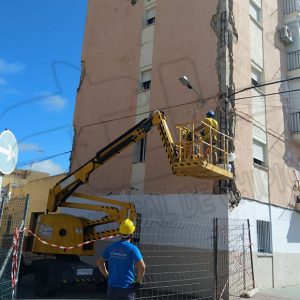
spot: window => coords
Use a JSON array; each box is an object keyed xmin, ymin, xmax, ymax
[
  {"xmin": 257, "ymin": 220, "xmax": 272, "ymax": 253},
  {"xmin": 253, "ymin": 139, "xmax": 267, "ymax": 167},
  {"xmin": 284, "ymin": 0, "xmax": 300, "ymax": 15},
  {"xmin": 141, "ymin": 70, "xmax": 151, "ymax": 91},
  {"xmin": 145, "ymin": 8, "xmax": 156, "ymax": 26},
  {"xmin": 250, "ymin": 21, "xmax": 263, "ymax": 67},
  {"xmin": 250, "ymin": 0, "xmax": 261, "ymax": 23},
  {"xmin": 251, "ymin": 68, "xmax": 261, "ymax": 86},
  {"xmin": 133, "ymin": 138, "xmax": 147, "ymax": 163}
]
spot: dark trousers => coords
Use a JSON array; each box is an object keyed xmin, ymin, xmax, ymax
[{"xmin": 107, "ymin": 286, "xmax": 135, "ymax": 300}]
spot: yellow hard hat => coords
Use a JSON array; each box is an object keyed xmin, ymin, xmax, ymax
[{"xmin": 119, "ymin": 219, "xmax": 136, "ymax": 235}]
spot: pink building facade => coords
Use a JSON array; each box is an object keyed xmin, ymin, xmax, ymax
[{"xmin": 71, "ymin": 0, "xmax": 300, "ymax": 290}]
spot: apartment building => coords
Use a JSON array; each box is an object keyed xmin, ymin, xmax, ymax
[{"xmin": 71, "ymin": 0, "xmax": 300, "ymax": 289}]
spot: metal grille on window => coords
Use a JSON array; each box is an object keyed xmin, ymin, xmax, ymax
[
  {"xmin": 284, "ymin": 0, "xmax": 300, "ymax": 15},
  {"xmin": 257, "ymin": 220, "xmax": 272, "ymax": 253}
]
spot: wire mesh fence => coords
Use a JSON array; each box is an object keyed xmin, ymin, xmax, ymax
[
  {"xmin": 228, "ymin": 219, "xmax": 254, "ymax": 298},
  {"xmin": 134, "ymin": 216, "xmax": 215, "ymax": 300},
  {"xmin": 132, "ymin": 215, "xmax": 254, "ymax": 300},
  {"xmin": 0, "ymin": 195, "xmax": 29, "ymax": 300},
  {"xmin": 212, "ymin": 218, "xmax": 255, "ymax": 299},
  {"xmin": 8, "ymin": 209, "xmax": 254, "ymax": 300}
]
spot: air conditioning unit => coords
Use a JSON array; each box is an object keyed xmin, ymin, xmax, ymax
[{"xmin": 280, "ymin": 25, "xmax": 293, "ymax": 44}]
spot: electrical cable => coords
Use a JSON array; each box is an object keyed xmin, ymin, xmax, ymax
[
  {"xmin": 18, "ymin": 77, "xmax": 300, "ymax": 166},
  {"xmin": 17, "ymin": 151, "xmax": 71, "ymax": 167},
  {"xmin": 20, "ymin": 86, "xmax": 299, "ymax": 167},
  {"xmin": 228, "ymin": 75, "xmax": 300, "ymax": 97},
  {"xmin": 75, "ymin": 86, "xmax": 300, "ymax": 133},
  {"xmin": 234, "ymin": 87, "xmax": 300, "ymax": 102},
  {"xmin": 234, "ymin": 109, "xmax": 297, "ymax": 147}
]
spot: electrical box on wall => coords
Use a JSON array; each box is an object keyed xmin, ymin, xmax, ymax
[{"xmin": 280, "ymin": 25, "xmax": 293, "ymax": 44}]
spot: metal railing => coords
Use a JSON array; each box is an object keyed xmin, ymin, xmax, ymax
[
  {"xmin": 176, "ymin": 121, "xmax": 232, "ymax": 167},
  {"xmin": 288, "ymin": 50, "xmax": 300, "ymax": 71},
  {"xmin": 284, "ymin": 0, "xmax": 300, "ymax": 15},
  {"xmin": 291, "ymin": 111, "xmax": 300, "ymax": 133}
]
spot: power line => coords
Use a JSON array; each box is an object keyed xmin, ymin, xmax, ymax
[
  {"xmin": 234, "ymin": 109, "xmax": 292, "ymax": 146},
  {"xmin": 15, "ymin": 76, "xmax": 297, "ymax": 159},
  {"xmin": 17, "ymin": 151, "xmax": 71, "ymax": 167},
  {"xmin": 13, "ymin": 76, "xmax": 300, "ymax": 173},
  {"xmin": 234, "ymin": 87, "xmax": 300, "ymax": 102},
  {"xmin": 76, "ymin": 86, "xmax": 300, "ymax": 134},
  {"xmin": 228, "ymin": 75, "xmax": 300, "ymax": 98}
]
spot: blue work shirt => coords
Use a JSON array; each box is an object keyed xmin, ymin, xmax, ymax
[{"xmin": 102, "ymin": 240, "xmax": 143, "ymax": 288}]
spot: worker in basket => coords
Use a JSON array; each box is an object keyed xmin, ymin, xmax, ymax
[
  {"xmin": 195, "ymin": 111, "xmax": 219, "ymax": 162},
  {"xmin": 96, "ymin": 219, "xmax": 146, "ymax": 300}
]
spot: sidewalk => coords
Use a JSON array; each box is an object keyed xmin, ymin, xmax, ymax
[{"xmin": 245, "ymin": 285, "xmax": 300, "ymax": 300}]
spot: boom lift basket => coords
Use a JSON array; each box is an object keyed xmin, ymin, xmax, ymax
[{"xmin": 172, "ymin": 122, "xmax": 233, "ymax": 180}]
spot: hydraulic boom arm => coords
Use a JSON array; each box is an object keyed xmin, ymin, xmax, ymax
[
  {"xmin": 33, "ymin": 110, "xmax": 233, "ymax": 255},
  {"xmin": 47, "ymin": 110, "xmax": 175, "ymax": 213}
]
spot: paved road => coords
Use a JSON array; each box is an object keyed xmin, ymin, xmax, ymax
[
  {"xmin": 231, "ymin": 286, "xmax": 300, "ymax": 300},
  {"xmin": 251, "ymin": 286, "xmax": 300, "ymax": 300},
  {"xmin": 18, "ymin": 275, "xmax": 300, "ymax": 300},
  {"xmin": 17, "ymin": 274, "xmax": 106, "ymax": 300}
]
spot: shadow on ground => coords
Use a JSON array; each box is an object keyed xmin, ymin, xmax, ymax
[{"xmin": 17, "ymin": 274, "xmax": 106, "ymax": 299}]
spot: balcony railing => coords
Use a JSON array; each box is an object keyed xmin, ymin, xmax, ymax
[
  {"xmin": 285, "ymin": 0, "xmax": 300, "ymax": 15},
  {"xmin": 288, "ymin": 50, "xmax": 300, "ymax": 71},
  {"xmin": 291, "ymin": 112, "xmax": 300, "ymax": 133}
]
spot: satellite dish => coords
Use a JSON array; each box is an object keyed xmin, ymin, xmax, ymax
[{"xmin": 0, "ymin": 130, "xmax": 18, "ymax": 175}]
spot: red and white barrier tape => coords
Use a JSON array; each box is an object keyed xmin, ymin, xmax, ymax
[
  {"xmin": 11, "ymin": 227, "xmax": 20, "ymax": 289},
  {"xmin": 11, "ymin": 227, "xmax": 119, "ymax": 289},
  {"xmin": 21, "ymin": 227, "xmax": 118, "ymax": 250}
]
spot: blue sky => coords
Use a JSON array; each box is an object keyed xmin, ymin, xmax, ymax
[{"xmin": 0, "ymin": 0, "xmax": 88, "ymax": 175}]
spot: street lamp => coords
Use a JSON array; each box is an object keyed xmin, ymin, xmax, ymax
[{"xmin": 178, "ymin": 76, "xmax": 202, "ymax": 99}]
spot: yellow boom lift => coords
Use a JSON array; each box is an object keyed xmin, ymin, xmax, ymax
[{"xmin": 27, "ymin": 110, "xmax": 232, "ymax": 297}]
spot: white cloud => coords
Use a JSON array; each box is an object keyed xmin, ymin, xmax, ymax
[
  {"xmin": 0, "ymin": 58, "xmax": 26, "ymax": 75},
  {"xmin": 18, "ymin": 143, "xmax": 43, "ymax": 152},
  {"xmin": 29, "ymin": 160, "xmax": 64, "ymax": 176},
  {"xmin": 0, "ymin": 77, "xmax": 7, "ymax": 85},
  {"xmin": 43, "ymin": 94, "xmax": 67, "ymax": 111},
  {"xmin": 36, "ymin": 92, "xmax": 67, "ymax": 111}
]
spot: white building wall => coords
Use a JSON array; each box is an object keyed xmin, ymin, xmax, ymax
[
  {"xmin": 62, "ymin": 193, "xmax": 229, "ymax": 222},
  {"xmin": 230, "ymin": 198, "xmax": 300, "ymax": 288},
  {"xmin": 253, "ymin": 168, "xmax": 269, "ymax": 203},
  {"xmin": 61, "ymin": 193, "xmax": 229, "ymax": 265}
]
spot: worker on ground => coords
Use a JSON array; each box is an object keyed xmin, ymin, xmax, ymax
[
  {"xmin": 195, "ymin": 111, "xmax": 219, "ymax": 161},
  {"xmin": 96, "ymin": 219, "xmax": 146, "ymax": 300}
]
